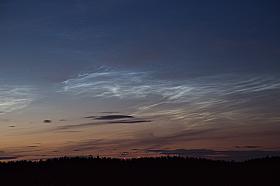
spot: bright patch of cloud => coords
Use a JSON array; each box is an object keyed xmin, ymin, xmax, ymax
[
  {"xmin": 0, "ymin": 86, "xmax": 36, "ymax": 114},
  {"xmin": 60, "ymin": 68, "xmax": 280, "ymax": 126}
]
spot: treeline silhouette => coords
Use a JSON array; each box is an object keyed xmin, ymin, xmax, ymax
[{"xmin": 0, "ymin": 156, "xmax": 279, "ymax": 186}]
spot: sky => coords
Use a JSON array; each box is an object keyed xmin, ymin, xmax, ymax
[{"xmin": 0, "ymin": 0, "xmax": 280, "ymax": 161}]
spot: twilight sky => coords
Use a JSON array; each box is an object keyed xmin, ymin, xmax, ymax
[{"xmin": 0, "ymin": 0, "xmax": 280, "ymax": 161}]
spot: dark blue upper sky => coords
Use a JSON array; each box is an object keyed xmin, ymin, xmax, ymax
[{"xmin": 1, "ymin": 0, "xmax": 280, "ymax": 84}]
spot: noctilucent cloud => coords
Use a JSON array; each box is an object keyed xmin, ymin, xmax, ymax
[{"xmin": 0, "ymin": 0, "xmax": 280, "ymax": 161}]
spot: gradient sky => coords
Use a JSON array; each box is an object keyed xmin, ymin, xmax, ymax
[{"xmin": 1, "ymin": 0, "xmax": 280, "ymax": 161}]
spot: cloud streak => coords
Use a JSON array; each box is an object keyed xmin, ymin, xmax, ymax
[
  {"xmin": 60, "ymin": 69, "xmax": 280, "ymax": 100},
  {"xmin": 0, "ymin": 150, "xmax": 20, "ymax": 161},
  {"xmin": 0, "ymin": 86, "xmax": 36, "ymax": 114},
  {"xmin": 60, "ymin": 68, "xmax": 280, "ymax": 128},
  {"xmin": 60, "ymin": 68, "xmax": 159, "ymax": 99},
  {"xmin": 55, "ymin": 114, "xmax": 151, "ymax": 131},
  {"xmin": 85, "ymin": 115, "xmax": 134, "ymax": 120}
]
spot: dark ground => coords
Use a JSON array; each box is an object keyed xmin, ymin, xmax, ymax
[{"xmin": 0, "ymin": 156, "xmax": 279, "ymax": 186}]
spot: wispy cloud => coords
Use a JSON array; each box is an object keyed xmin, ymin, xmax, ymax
[
  {"xmin": 0, "ymin": 156, "xmax": 19, "ymax": 160},
  {"xmin": 0, "ymin": 150, "xmax": 20, "ymax": 160},
  {"xmin": 0, "ymin": 86, "xmax": 36, "ymax": 114},
  {"xmin": 60, "ymin": 68, "xmax": 280, "ymax": 127},
  {"xmin": 60, "ymin": 68, "xmax": 159, "ymax": 99}
]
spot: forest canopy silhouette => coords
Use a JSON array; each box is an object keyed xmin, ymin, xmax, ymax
[{"xmin": 0, "ymin": 156, "xmax": 279, "ymax": 186}]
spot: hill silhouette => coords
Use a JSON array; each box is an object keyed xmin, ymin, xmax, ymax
[{"xmin": 0, "ymin": 156, "xmax": 279, "ymax": 186}]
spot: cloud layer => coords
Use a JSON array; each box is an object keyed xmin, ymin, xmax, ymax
[
  {"xmin": 0, "ymin": 86, "xmax": 36, "ymax": 114},
  {"xmin": 86, "ymin": 115, "xmax": 134, "ymax": 120},
  {"xmin": 55, "ymin": 114, "xmax": 151, "ymax": 131},
  {"xmin": 60, "ymin": 69, "xmax": 280, "ymax": 128},
  {"xmin": 60, "ymin": 68, "xmax": 160, "ymax": 99}
]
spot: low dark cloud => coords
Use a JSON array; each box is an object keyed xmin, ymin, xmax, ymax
[
  {"xmin": 235, "ymin": 146, "xmax": 262, "ymax": 149},
  {"xmin": 85, "ymin": 114, "xmax": 151, "ymax": 123},
  {"xmin": 100, "ymin": 112, "xmax": 119, "ymax": 114},
  {"xmin": 147, "ymin": 149, "xmax": 280, "ymax": 161},
  {"xmin": 27, "ymin": 145, "xmax": 39, "ymax": 148},
  {"xmin": 55, "ymin": 119, "xmax": 151, "ymax": 131},
  {"xmin": 0, "ymin": 156, "xmax": 18, "ymax": 160},
  {"xmin": 84, "ymin": 116, "xmax": 96, "ymax": 119},
  {"xmin": 85, "ymin": 115, "xmax": 134, "ymax": 120},
  {"xmin": 108, "ymin": 119, "xmax": 151, "ymax": 124},
  {"xmin": 0, "ymin": 151, "xmax": 19, "ymax": 160},
  {"xmin": 48, "ymin": 114, "xmax": 153, "ymax": 131}
]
